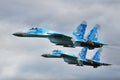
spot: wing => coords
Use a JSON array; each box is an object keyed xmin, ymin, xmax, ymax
[
  {"xmin": 87, "ymin": 24, "xmax": 100, "ymax": 41},
  {"xmin": 73, "ymin": 21, "xmax": 87, "ymax": 41}
]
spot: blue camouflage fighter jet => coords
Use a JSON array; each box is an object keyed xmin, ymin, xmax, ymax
[
  {"xmin": 41, "ymin": 48, "xmax": 111, "ymax": 68},
  {"xmin": 13, "ymin": 21, "xmax": 106, "ymax": 49}
]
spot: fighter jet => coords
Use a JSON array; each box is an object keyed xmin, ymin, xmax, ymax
[
  {"xmin": 13, "ymin": 21, "xmax": 87, "ymax": 47},
  {"xmin": 13, "ymin": 21, "xmax": 106, "ymax": 49},
  {"xmin": 41, "ymin": 48, "xmax": 111, "ymax": 68}
]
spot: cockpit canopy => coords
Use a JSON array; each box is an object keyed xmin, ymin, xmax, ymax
[
  {"xmin": 29, "ymin": 27, "xmax": 38, "ymax": 30},
  {"xmin": 27, "ymin": 27, "xmax": 48, "ymax": 34},
  {"xmin": 52, "ymin": 50, "xmax": 64, "ymax": 53},
  {"xmin": 52, "ymin": 50, "xmax": 60, "ymax": 52},
  {"xmin": 29, "ymin": 27, "xmax": 46, "ymax": 31},
  {"xmin": 51, "ymin": 50, "xmax": 64, "ymax": 55}
]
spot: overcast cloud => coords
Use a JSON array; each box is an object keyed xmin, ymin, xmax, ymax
[{"xmin": 0, "ymin": 0, "xmax": 120, "ymax": 80}]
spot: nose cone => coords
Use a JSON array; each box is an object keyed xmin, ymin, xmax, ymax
[
  {"xmin": 13, "ymin": 32, "xmax": 26, "ymax": 37},
  {"xmin": 41, "ymin": 54, "xmax": 49, "ymax": 57}
]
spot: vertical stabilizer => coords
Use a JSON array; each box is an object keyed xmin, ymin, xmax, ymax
[
  {"xmin": 92, "ymin": 48, "xmax": 102, "ymax": 63},
  {"xmin": 73, "ymin": 21, "xmax": 87, "ymax": 41},
  {"xmin": 78, "ymin": 47, "xmax": 88, "ymax": 61},
  {"xmin": 87, "ymin": 24, "xmax": 100, "ymax": 41}
]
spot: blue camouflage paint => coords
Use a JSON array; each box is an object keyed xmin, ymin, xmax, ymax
[
  {"xmin": 92, "ymin": 48, "xmax": 102, "ymax": 63},
  {"xmin": 66, "ymin": 53, "xmax": 76, "ymax": 57},
  {"xmin": 49, "ymin": 50, "xmax": 77, "ymax": 58},
  {"xmin": 27, "ymin": 27, "xmax": 61, "ymax": 35},
  {"xmin": 87, "ymin": 25, "xmax": 99, "ymax": 41},
  {"xmin": 79, "ymin": 47, "xmax": 87, "ymax": 61},
  {"xmin": 50, "ymin": 50, "xmax": 64, "ymax": 56},
  {"xmin": 73, "ymin": 22, "xmax": 87, "ymax": 41},
  {"xmin": 87, "ymin": 25, "xmax": 107, "ymax": 45}
]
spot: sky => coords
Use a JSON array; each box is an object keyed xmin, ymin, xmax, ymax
[{"xmin": 0, "ymin": 0, "xmax": 120, "ymax": 80}]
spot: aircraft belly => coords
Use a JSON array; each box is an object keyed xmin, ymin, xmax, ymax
[
  {"xmin": 63, "ymin": 58, "xmax": 77, "ymax": 64},
  {"xmin": 74, "ymin": 41, "xmax": 103, "ymax": 49},
  {"xmin": 48, "ymin": 37, "xmax": 73, "ymax": 46},
  {"xmin": 83, "ymin": 60, "xmax": 100, "ymax": 67}
]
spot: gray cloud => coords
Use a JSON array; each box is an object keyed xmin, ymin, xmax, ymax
[{"xmin": 0, "ymin": 0, "xmax": 120, "ymax": 80}]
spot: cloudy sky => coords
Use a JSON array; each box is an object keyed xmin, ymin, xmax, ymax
[{"xmin": 0, "ymin": 0, "xmax": 120, "ymax": 80}]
